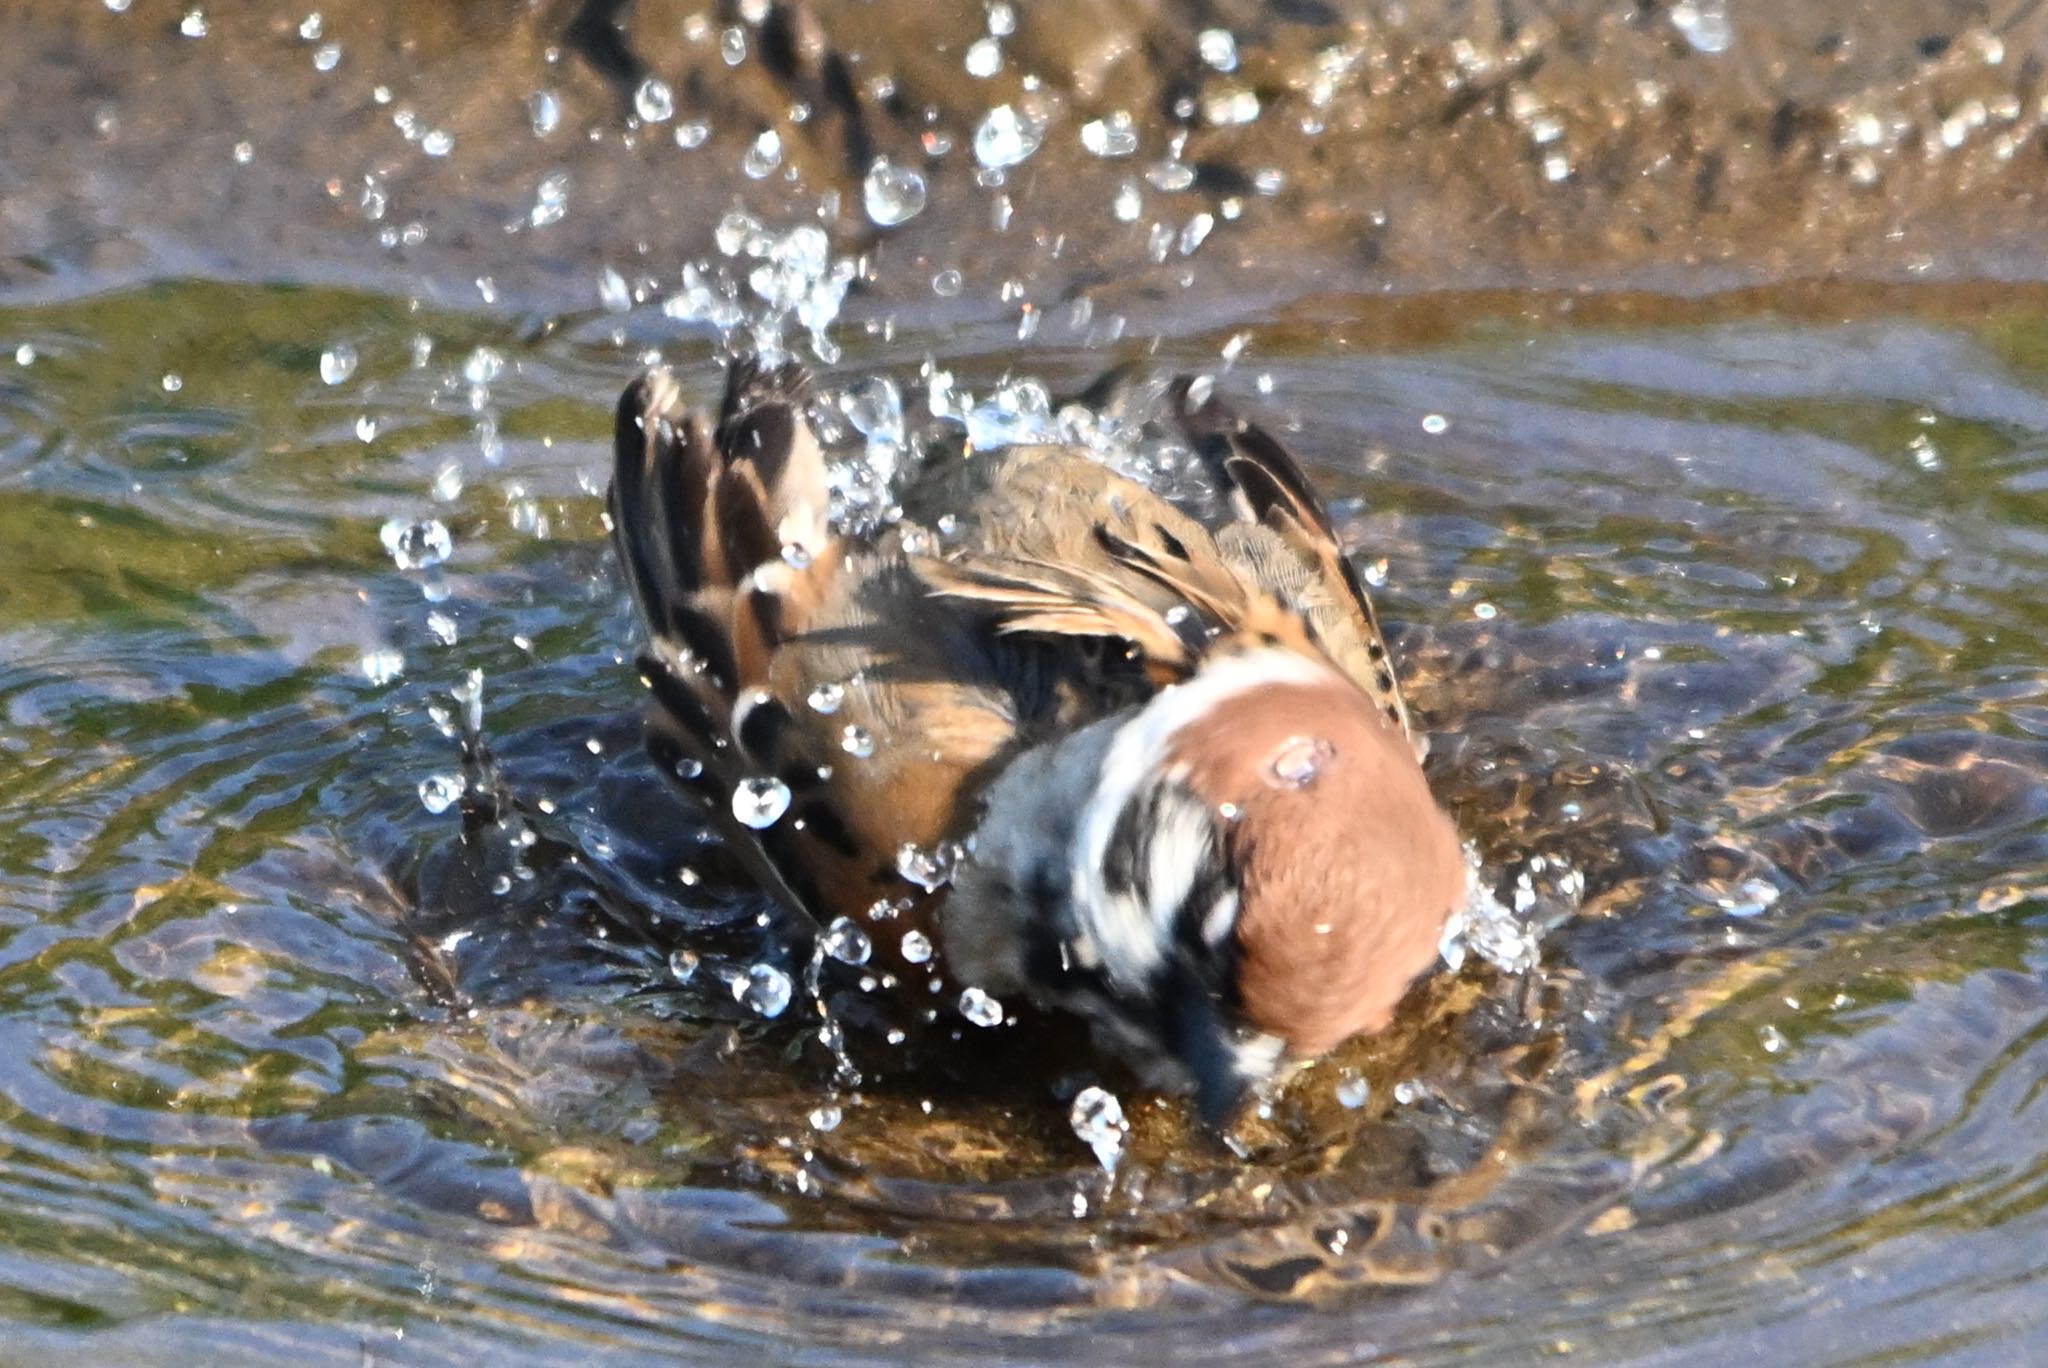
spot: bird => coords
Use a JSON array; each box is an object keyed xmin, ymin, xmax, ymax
[{"xmin": 606, "ymin": 357, "xmax": 1469, "ymax": 1125}]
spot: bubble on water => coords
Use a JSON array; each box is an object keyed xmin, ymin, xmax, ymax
[
  {"xmin": 742, "ymin": 128, "xmax": 784, "ymax": 178},
  {"xmin": 417, "ymin": 773, "xmax": 464, "ymax": 814},
  {"xmin": 421, "ymin": 128, "xmax": 455, "ymax": 157},
  {"xmin": 1670, "ymin": 0, "xmax": 1733, "ymax": 54},
  {"xmin": 161, "ymin": 373, "xmax": 183, "ymax": 393},
  {"xmin": 180, "ymin": 8, "xmax": 208, "ymax": 37},
  {"xmin": 839, "ymin": 724, "xmax": 875, "ymax": 758},
  {"xmin": 896, "ymin": 842, "xmax": 962, "ymax": 892},
  {"xmin": 1335, "ymin": 1073, "xmax": 1371, "ymax": 1109},
  {"xmin": 1112, "ymin": 181, "xmax": 1142, "ymax": 222},
  {"xmin": 530, "ymin": 172, "xmax": 569, "ymax": 227},
  {"xmin": 958, "ymin": 986, "xmax": 1004, "ymax": 1027},
  {"xmin": 13, "ymin": 344, "xmax": 33, "ymax": 366},
  {"xmin": 1080, "ymin": 113, "xmax": 1139, "ymax": 158},
  {"xmin": 598, "ymin": 266, "xmax": 633, "ymax": 314},
  {"xmin": 900, "ymin": 929, "xmax": 934, "ymax": 964},
  {"xmin": 1197, "ymin": 27, "xmax": 1239, "ymax": 71},
  {"xmin": 634, "ymin": 76, "xmax": 675, "ymax": 123},
  {"xmin": 733, "ymin": 963, "xmax": 793, "ymax": 1017},
  {"xmin": 1758, "ymin": 1023, "xmax": 1787, "ymax": 1054},
  {"xmin": 674, "ymin": 121, "xmax": 710, "ymax": 149},
  {"xmin": 668, "ymin": 948, "xmax": 699, "ymax": 982},
  {"xmin": 360, "ymin": 649, "xmax": 404, "ymax": 685},
  {"xmin": 964, "ymin": 36, "xmax": 1003, "ymax": 78},
  {"xmin": 318, "ymin": 342, "xmax": 358, "ymax": 385},
  {"xmin": 806, "ymin": 682, "xmax": 845, "ymax": 714},
  {"xmin": 973, "ymin": 104, "xmax": 1044, "ymax": 168},
  {"xmin": 820, "ymin": 916, "xmax": 873, "ymax": 966},
  {"xmin": 732, "ymin": 776, "xmax": 792, "ymax": 829},
  {"xmin": 862, "ymin": 158, "xmax": 928, "ymax": 226},
  {"xmin": 721, "ymin": 25, "xmax": 747, "ymax": 64},
  {"xmin": 809, "ymin": 1104, "xmax": 842, "ymax": 1131},
  {"xmin": 379, "ymin": 517, "xmax": 452, "ymax": 571},
  {"xmin": 932, "ymin": 269, "xmax": 964, "ymax": 297},
  {"xmin": 1069, "ymin": 1086, "xmax": 1128, "ymax": 1172},
  {"xmin": 529, "ymin": 89, "xmax": 561, "ymax": 138},
  {"xmin": 1421, "ymin": 413, "xmax": 1449, "ymax": 435}
]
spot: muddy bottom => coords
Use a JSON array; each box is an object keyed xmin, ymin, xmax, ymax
[{"xmin": 5, "ymin": 277, "xmax": 2048, "ymax": 1363}]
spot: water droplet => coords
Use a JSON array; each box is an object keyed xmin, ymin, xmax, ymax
[
  {"xmin": 1069, "ymin": 1086, "xmax": 1128, "ymax": 1172},
  {"xmin": 1265, "ymin": 736, "xmax": 1333, "ymax": 789},
  {"xmin": 734, "ymin": 963, "xmax": 793, "ymax": 1017},
  {"xmin": 741, "ymin": 128, "xmax": 783, "ymax": 178},
  {"xmin": 806, "ymin": 682, "xmax": 845, "ymax": 714},
  {"xmin": 840, "ymin": 724, "xmax": 875, "ymax": 758},
  {"xmin": 1179, "ymin": 212, "xmax": 1214, "ymax": 255},
  {"xmin": 668, "ymin": 948, "xmax": 699, "ymax": 982},
  {"xmin": 104, "ymin": 0, "xmax": 132, "ymax": 11},
  {"xmin": 353, "ymin": 413, "xmax": 379, "ymax": 443},
  {"xmin": 896, "ymin": 842, "xmax": 961, "ymax": 892},
  {"xmin": 462, "ymin": 347, "xmax": 503, "ymax": 386},
  {"xmin": 973, "ymin": 104, "xmax": 1044, "ymax": 168},
  {"xmin": 319, "ymin": 342, "xmax": 358, "ymax": 385},
  {"xmin": 598, "ymin": 266, "xmax": 633, "ymax": 313},
  {"xmin": 13, "ymin": 344, "xmax": 33, "ymax": 367},
  {"xmin": 1201, "ymin": 87, "xmax": 1260, "ymax": 126},
  {"xmin": 298, "ymin": 12, "xmax": 323, "ymax": 40},
  {"xmin": 530, "ymin": 172, "xmax": 570, "ymax": 227},
  {"xmin": 958, "ymin": 986, "xmax": 1003, "ymax": 1027},
  {"xmin": 1112, "ymin": 181, "xmax": 1142, "ymax": 222},
  {"xmin": 529, "ymin": 89, "xmax": 561, "ymax": 138},
  {"xmin": 425, "ymin": 610, "xmax": 458, "ymax": 646},
  {"xmin": 1197, "ymin": 28, "xmax": 1239, "ymax": 71},
  {"xmin": 720, "ymin": 25, "xmax": 747, "ymax": 65},
  {"xmin": 931, "ymin": 269, "xmax": 963, "ymax": 297},
  {"xmin": 1758, "ymin": 1023, "xmax": 1787, "ymax": 1055},
  {"xmin": 180, "ymin": 8, "xmax": 208, "ymax": 37},
  {"xmin": 634, "ymin": 76, "xmax": 675, "ymax": 123},
  {"xmin": 161, "ymin": 372, "xmax": 183, "ymax": 393},
  {"xmin": 862, "ymin": 158, "xmax": 928, "ymax": 226},
  {"xmin": 379, "ymin": 517, "xmax": 452, "ymax": 571},
  {"xmin": 1080, "ymin": 112, "xmax": 1139, "ymax": 158},
  {"xmin": 809, "ymin": 1104, "xmax": 842, "ymax": 1131},
  {"xmin": 820, "ymin": 917, "xmax": 872, "ymax": 966},
  {"xmin": 1670, "ymin": 0, "xmax": 1733, "ymax": 54},
  {"xmin": 416, "ymin": 773, "xmax": 464, "ymax": 814},
  {"xmin": 1335, "ymin": 1074, "xmax": 1371, "ymax": 1109},
  {"xmin": 732, "ymin": 776, "xmax": 792, "ymax": 829},
  {"xmin": 900, "ymin": 930, "xmax": 934, "ymax": 964},
  {"xmin": 312, "ymin": 41, "xmax": 342, "ymax": 71},
  {"xmin": 964, "ymin": 36, "xmax": 1003, "ymax": 78},
  {"xmin": 675, "ymin": 121, "xmax": 710, "ymax": 149},
  {"xmin": 1421, "ymin": 413, "xmax": 1449, "ymax": 435},
  {"xmin": 360, "ymin": 649, "xmax": 405, "ymax": 686},
  {"xmin": 421, "ymin": 128, "xmax": 455, "ymax": 157}
]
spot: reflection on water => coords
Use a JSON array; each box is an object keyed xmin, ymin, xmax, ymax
[{"xmin": 4, "ymin": 282, "xmax": 2048, "ymax": 1361}]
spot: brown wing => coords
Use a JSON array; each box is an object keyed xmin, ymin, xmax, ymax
[
  {"xmin": 1169, "ymin": 377, "xmax": 1417, "ymax": 746},
  {"xmin": 610, "ymin": 362, "xmax": 1015, "ymax": 934},
  {"xmin": 911, "ymin": 444, "xmax": 1343, "ymax": 698}
]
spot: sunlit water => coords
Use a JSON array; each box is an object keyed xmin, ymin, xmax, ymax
[{"xmin": 5, "ymin": 282, "xmax": 2048, "ymax": 1363}]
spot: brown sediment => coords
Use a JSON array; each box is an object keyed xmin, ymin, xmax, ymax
[{"xmin": 5, "ymin": 1, "xmax": 2045, "ymax": 319}]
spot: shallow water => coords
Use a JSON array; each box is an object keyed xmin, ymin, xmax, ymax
[{"xmin": 6, "ymin": 280, "xmax": 2048, "ymax": 1363}]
